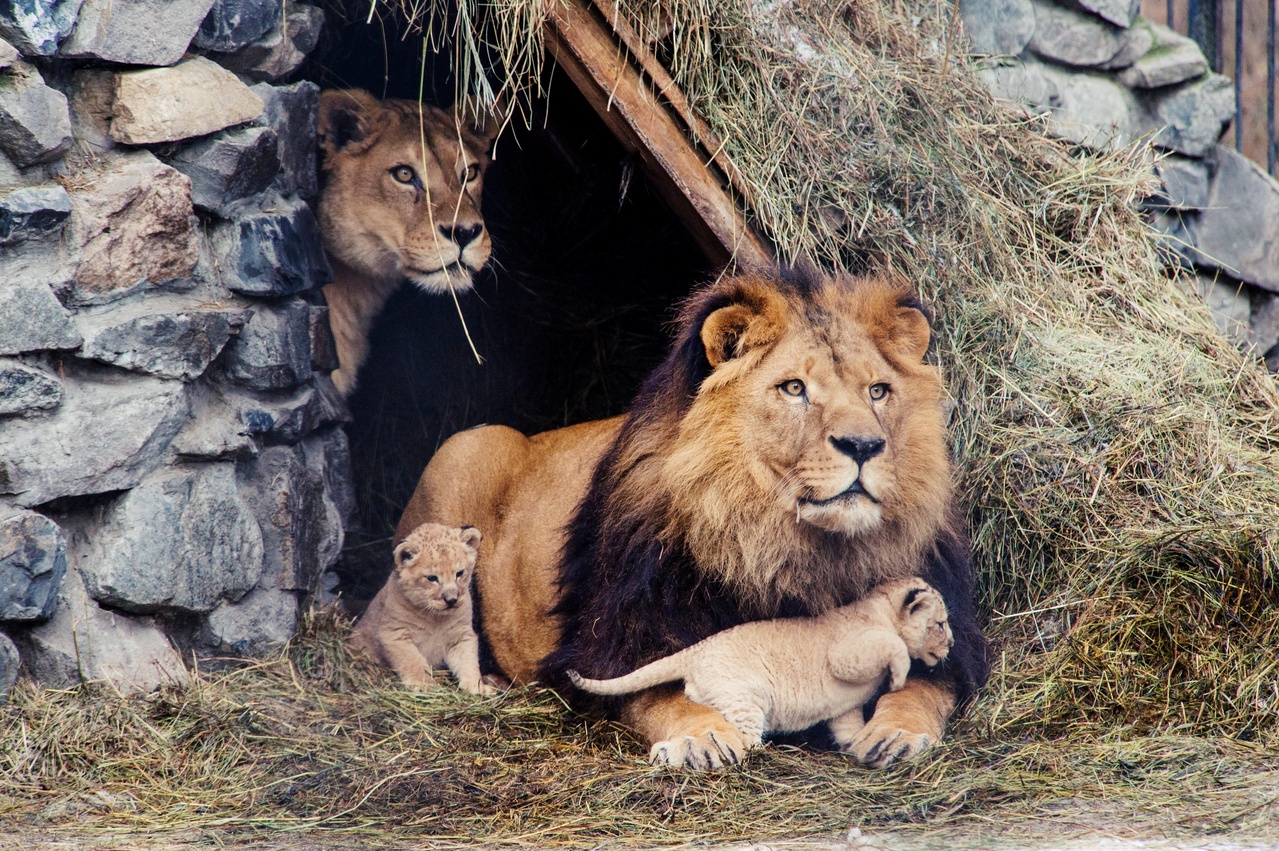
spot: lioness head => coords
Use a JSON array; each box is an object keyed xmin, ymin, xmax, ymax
[
  {"xmin": 392, "ymin": 523, "xmax": 483, "ymax": 613},
  {"xmin": 317, "ymin": 89, "xmax": 499, "ymax": 293},
  {"xmin": 878, "ymin": 577, "xmax": 953, "ymax": 666},
  {"xmin": 619, "ymin": 270, "xmax": 954, "ymax": 613}
]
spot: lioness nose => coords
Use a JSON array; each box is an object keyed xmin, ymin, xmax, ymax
[
  {"xmin": 830, "ymin": 435, "xmax": 885, "ymax": 465},
  {"xmin": 440, "ymin": 223, "xmax": 483, "ymax": 247}
]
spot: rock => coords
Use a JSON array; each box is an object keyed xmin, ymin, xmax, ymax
[
  {"xmin": 1150, "ymin": 155, "xmax": 1210, "ymax": 210},
  {"xmin": 0, "ymin": 61, "xmax": 74, "ymax": 168},
  {"xmin": 1187, "ymin": 272, "xmax": 1251, "ymax": 344},
  {"xmin": 15, "ymin": 569, "xmax": 188, "ymax": 692},
  {"xmin": 79, "ymin": 465, "xmax": 263, "ymax": 614},
  {"xmin": 0, "ymin": 509, "xmax": 66, "ymax": 621},
  {"xmin": 64, "ymin": 151, "xmax": 201, "ymax": 306},
  {"xmin": 0, "ymin": 279, "xmax": 82, "ymax": 355},
  {"xmin": 1075, "ymin": 0, "xmax": 1140, "ymax": 27},
  {"xmin": 1098, "ymin": 17, "xmax": 1153, "ymax": 71},
  {"xmin": 1118, "ymin": 23, "xmax": 1209, "ymax": 88},
  {"xmin": 237, "ymin": 445, "xmax": 338, "ymax": 594},
  {"xmin": 1248, "ymin": 292, "xmax": 1279, "ymax": 356},
  {"xmin": 0, "ymin": 375, "xmax": 190, "ymax": 508},
  {"xmin": 110, "ymin": 57, "xmax": 265, "ymax": 145},
  {"xmin": 0, "ymin": 0, "xmax": 84, "ymax": 55},
  {"xmin": 1140, "ymin": 74, "xmax": 1235, "ymax": 158},
  {"xmin": 202, "ymin": 586, "xmax": 297, "ymax": 655},
  {"xmin": 67, "ymin": 69, "xmax": 117, "ymax": 153},
  {"xmin": 167, "ymin": 126, "xmax": 280, "ymax": 215},
  {"xmin": 309, "ymin": 305, "xmax": 339, "ymax": 371},
  {"xmin": 0, "ymin": 185, "xmax": 72, "ymax": 245},
  {"xmin": 171, "ymin": 388, "xmax": 260, "ymax": 461},
  {"xmin": 1027, "ymin": 0, "xmax": 1125, "ymax": 68},
  {"xmin": 223, "ymin": 299, "xmax": 312, "ymax": 391},
  {"xmin": 302, "ymin": 426, "xmax": 355, "ymax": 528},
  {"xmin": 211, "ymin": 193, "xmax": 330, "ymax": 298},
  {"xmin": 1187, "ymin": 146, "xmax": 1279, "ymax": 293},
  {"xmin": 0, "ymin": 359, "xmax": 62, "ymax": 416},
  {"xmin": 0, "ymin": 37, "xmax": 17, "ymax": 68},
  {"xmin": 979, "ymin": 57, "xmax": 1059, "ymax": 117},
  {"xmin": 60, "ymin": 0, "xmax": 215, "ymax": 66},
  {"xmin": 194, "ymin": 0, "xmax": 279, "ymax": 52},
  {"xmin": 958, "ymin": 0, "xmax": 1035, "ymax": 56},
  {"xmin": 1037, "ymin": 63, "xmax": 1139, "ymax": 150},
  {"xmin": 76, "ymin": 302, "xmax": 247, "ymax": 380},
  {"xmin": 250, "ymin": 81, "xmax": 319, "ymax": 197},
  {"xmin": 243, "ymin": 382, "xmax": 348, "ymax": 444},
  {"xmin": 0, "ymin": 631, "xmax": 17, "ymax": 700},
  {"xmin": 212, "ymin": 4, "xmax": 323, "ymax": 83}
]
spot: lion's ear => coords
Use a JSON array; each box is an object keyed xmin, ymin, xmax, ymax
[
  {"xmin": 318, "ymin": 89, "xmax": 385, "ymax": 157},
  {"xmin": 459, "ymin": 525, "xmax": 482, "ymax": 552},
  {"xmin": 893, "ymin": 305, "xmax": 932, "ymax": 363},
  {"xmin": 700, "ymin": 298, "xmax": 783, "ymax": 369}
]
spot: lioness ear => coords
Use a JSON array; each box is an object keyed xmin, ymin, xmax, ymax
[
  {"xmin": 318, "ymin": 89, "xmax": 384, "ymax": 157},
  {"xmin": 700, "ymin": 299, "xmax": 783, "ymax": 369},
  {"xmin": 459, "ymin": 525, "xmax": 482, "ymax": 551},
  {"xmin": 453, "ymin": 95, "xmax": 503, "ymax": 148}
]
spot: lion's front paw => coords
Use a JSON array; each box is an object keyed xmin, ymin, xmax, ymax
[
  {"xmin": 399, "ymin": 672, "xmax": 437, "ymax": 690},
  {"xmin": 648, "ymin": 728, "xmax": 747, "ymax": 770},
  {"xmin": 841, "ymin": 721, "xmax": 933, "ymax": 768}
]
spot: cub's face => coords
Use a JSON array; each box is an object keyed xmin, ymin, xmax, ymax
[
  {"xmin": 887, "ymin": 580, "xmax": 953, "ymax": 666},
  {"xmin": 392, "ymin": 524, "xmax": 482, "ymax": 613}
]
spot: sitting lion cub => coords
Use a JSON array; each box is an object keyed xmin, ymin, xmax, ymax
[
  {"xmin": 568, "ymin": 577, "xmax": 952, "ymax": 758},
  {"xmin": 349, "ymin": 523, "xmax": 494, "ymax": 695}
]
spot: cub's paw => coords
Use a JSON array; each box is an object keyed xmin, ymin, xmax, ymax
[
  {"xmin": 648, "ymin": 728, "xmax": 747, "ymax": 770},
  {"xmin": 841, "ymin": 722, "xmax": 933, "ymax": 769},
  {"xmin": 399, "ymin": 672, "xmax": 437, "ymax": 690}
]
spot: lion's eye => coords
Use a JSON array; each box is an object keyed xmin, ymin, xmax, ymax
[
  {"xmin": 426, "ymin": 575, "xmax": 438, "ymax": 583},
  {"xmin": 869, "ymin": 383, "xmax": 891, "ymax": 401},
  {"xmin": 390, "ymin": 165, "xmax": 417, "ymax": 185},
  {"xmin": 461, "ymin": 162, "xmax": 480, "ymax": 183},
  {"xmin": 456, "ymin": 569, "xmax": 465, "ymax": 578},
  {"xmin": 779, "ymin": 379, "xmax": 806, "ymax": 398}
]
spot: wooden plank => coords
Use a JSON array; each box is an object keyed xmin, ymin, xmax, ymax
[{"xmin": 545, "ymin": 0, "xmax": 773, "ymax": 270}]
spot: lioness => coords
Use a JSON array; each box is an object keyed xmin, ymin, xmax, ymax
[
  {"xmin": 348, "ymin": 522, "xmax": 493, "ymax": 695},
  {"xmin": 398, "ymin": 268, "xmax": 989, "ymax": 768},
  {"xmin": 316, "ymin": 88, "xmax": 499, "ymax": 395},
  {"xmin": 568, "ymin": 577, "xmax": 953, "ymax": 759}
]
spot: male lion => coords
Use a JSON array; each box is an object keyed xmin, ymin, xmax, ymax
[
  {"xmin": 397, "ymin": 268, "xmax": 989, "ymax": 769},
  {"xmin": 316, "ymin": 88, "xmax": 499, "ymax": 395}
]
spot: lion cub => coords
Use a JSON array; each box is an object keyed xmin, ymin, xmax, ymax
[
  {"xmin": 568, "ymin": 577, "xmax": 952, "ymax": 755},
  {"xmin": 349, "ymin": 523, "xmax": 494, "ymax": 695}
]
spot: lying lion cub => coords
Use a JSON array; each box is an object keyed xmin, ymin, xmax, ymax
[
  {"xmin": 349, "ymin": 523, "xmax": 494, "ymax": 695},
  {"xmin": 568, "ymin": 577, "xmax": 952, "ymax": 758}
]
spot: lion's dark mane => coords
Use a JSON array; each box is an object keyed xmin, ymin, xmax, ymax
[{"xmin": 539, "ymin": 272, "xmax": 990, "ymax": 717}]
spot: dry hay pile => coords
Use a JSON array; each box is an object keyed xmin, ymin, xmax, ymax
[{"xmin": 3, "ymin": 0, "xmax": 1278, "ymax": 843}]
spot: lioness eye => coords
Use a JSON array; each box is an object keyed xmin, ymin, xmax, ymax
[
  {"xmin": 869, "ymin": 383, "xmax": 891, "ymax": 401},
  {"xmin": 426, "ymin": 575, "xmax": 438, "ymax": 583},
  {"xmin": 779, "ymin": 379, "xmax": 806, "ymax": 398},
  {"xmin": 461, "ymin": 162, "xmax": 480, "ymax": 183},
  {"xmin": 390, "ymin": 165, "xmax": 416, "ymax": 184}
]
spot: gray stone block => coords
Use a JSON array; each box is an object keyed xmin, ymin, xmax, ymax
[
  {"xmin": 309, "ymin": 305, "xmax": 338, "ymax": 371},
  {"xmin": 0, "ymin": 61, "xmax": 73, "ymax": 167},
  {"xmin": 109, "ymin": 57, "xmax": 265, "ymax": 145},
  {"xmin": 250, "ymin": 81, "xmax": 319, "ymax": 198},
  {"xmin": 239, "ymin": 382, "xmax": 347, "ymax": 445},
  {"xmin": 76, "ymin": 303, "xmax": 248, "ymax": 380},
  {"xmin": 0, "ymin": 631, "xmax": 17, "ymax": 701},
  {"xmin": 1187, "ymin": 146, "xmax": 1279, "ymax": 292},
  {"xmin": 958, "ymin": 0, "xmax": 1035, "ymax": 56},
  {"xmin": 1098, "ymin": 17, "xmax": 1153, "ymax": 71},
  {"xmin": 1028, "ymin": 0, "xmax": 1125, "ymax": 67},
  {"xmin": 211, "ymin": 4, "xmax": 323, "ymax": 83},
  {"xmin": 0, "ymin": 279, "xmax": 81, "ymax": 355},
  {"xmin": 1038, "ymin": 62, "xmax": 1139, "ymax": 150},
  {"xmin": 80, "ymin": 465, "xmax": 263, "ymax": 614},
  {"xmin": 60, "ymin": 0, "xmax": 215, "ymax": 66},
  {"xmin": 0, "ymin": 359, "xmax": 62, "ymax": 416},
  {"xmin": 195, "ymin": 0, "xmax": 279, "ymax": 52},
  {"xmin": 1248, "ymin": 291, "xmax": 1279, "ymax": 356},
  {"xmin": 1076, "ymin": 0, "xmax": 1140, "ymax": 27},
  {"xmin": 302, "ymin": 426, "xmax": 355, "ymax": 528},
  {"xmin": 15, "ymin": 568, "xmax": 188, "ymax": 692},
  {"xmin": 0, "ymin": 375, "xmax": 190, "ymax": 507},
  {"xmin": 223, "ymin": 298, "xmax": 312, "ymax": 391},
  {"xmin": 0, "ymin": 37, "xmax": 16, "ymax": 68},
  {"xmin": 0, "ymin": 185, "xmax": 71, "ymax": 245},
  {"xmin": 0, "ymin": 0, "xmax": 84, "ymax": 55},
  {"xmin": 171, "ymin": 388, "xmax": 260, "ymax": 461},
  {"xmin": 1150, "ymin": 155, "xmax": 1210, "ymax": 210},
  {"xmin": 1186, "ymin": 272, "xmax": 1250, "ymax": 344},
  {"xmin": 0, "ymin": 509, "xmax": 66, "ymax": 621},
  {"xmin": 202, "ymin": 586, "xmax": 297, "ymax": 655},
  {"xmin": 211, "ymin": 193, "xmax": 330, "ymax": 298},
  {"xmin": 979, "ymin": 57, "xmax": 1059, "ymax": 116},
  {"xmin": 64, "ymin": 151, "xmax": 201, "ymax": 307},
  {"xmin": 1118, "ymin": 22, "xmax": 1209, "ymax": 89},
  {"xmin": 1142, "ymin": 74, "xmax": 1235, "ymax": 158},
  {"xmin": 168, "ymin": 126, "xmax": 280, "ymax": 215}
]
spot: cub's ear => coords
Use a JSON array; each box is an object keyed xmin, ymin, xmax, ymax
[
  {"xmin": 459, "ymin": 525, "xmax": 482, "ymax": 551},
  {"xmin": 902, "ymin": 586, "xmax": 930, "ymax": 616},
  {"xmin": 392, "ymin": 541, "xmax": 415, "ymax": 570},
  {"xmin": 699, "ymin": 288, "xmax": 786, "ymax": 369},
  {"xmin": 318, "ymin": 89, "xmax": 384, "ymax": 157}
]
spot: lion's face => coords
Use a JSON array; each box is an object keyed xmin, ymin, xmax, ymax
[
  {"xmin": 880, "ymin": 578, "xmax": 953, "ymax": 667},
  {"xmin": 392, "ymin": 524, "xmax": 482, "ymax": 613},
  {"xmin": 317, "ymin": 89, "xmax": 497, "ymax": 293}
]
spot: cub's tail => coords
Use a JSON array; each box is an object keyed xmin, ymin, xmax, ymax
[{"xmin": 566, "ymin": 652, "xmax": 689, "ymax": 696}]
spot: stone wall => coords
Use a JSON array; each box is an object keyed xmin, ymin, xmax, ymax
[
  {"xmin": 0, "ymin": 0, "xmax": 350, "ymax": 699},
  {"xmin": 961, "ymin": 0, "xmax": 1279, "ymax": 364}
]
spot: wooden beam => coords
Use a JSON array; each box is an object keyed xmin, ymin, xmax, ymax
[{"xmin": 545, "ymin": 0, "xmax": 773, "ymax": 270}]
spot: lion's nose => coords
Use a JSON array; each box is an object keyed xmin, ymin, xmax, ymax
[
  {"xmin": 440, "ymin": 223, "xmax": 483, "ymax": 247},
  {"xmin": 829, "ymin": 435, "xmax": 885, "ymax": 465}
]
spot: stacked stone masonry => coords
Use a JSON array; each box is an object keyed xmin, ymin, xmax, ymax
[
  {"xmin": 0, "ymin": 0, "xmax": 350, "ymax": 700},
  {"xmin": 961, "ymin": 0, "xmax": 1279, "ymax": 366}
]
